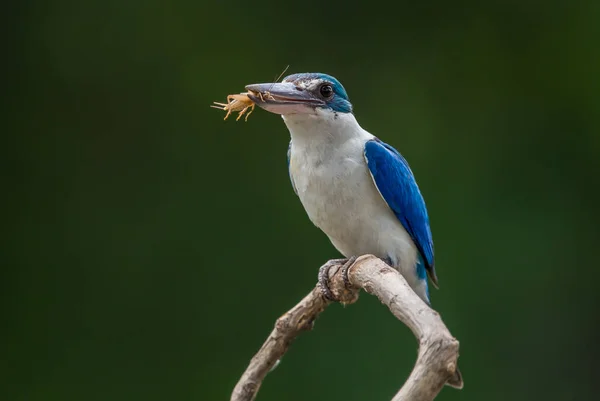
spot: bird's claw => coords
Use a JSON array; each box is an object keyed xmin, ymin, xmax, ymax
[
  {"xmin": 318, "ymin": 259, "xmax": 345, "ymax": 301},
  {"xmin": 341, "ymin": 256, "xmax": 358, "ymax": 289},
  {"xmin": 317, "ymin": 257, "xmax": 357, "ymax": 302}
]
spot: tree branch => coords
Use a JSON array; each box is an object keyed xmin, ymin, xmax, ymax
[{"xmin": 230, "ymin": 255, "xmax": 463, "ymax": 401}]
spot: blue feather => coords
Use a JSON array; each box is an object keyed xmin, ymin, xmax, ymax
[{"xmin": 364, "ymin": 138, "xmax": 438, "ymax": 286}]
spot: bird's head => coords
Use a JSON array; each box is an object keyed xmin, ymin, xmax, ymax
[{"xmin": 245, "ymin": 73, "xmax": 352, "ymax": 117}]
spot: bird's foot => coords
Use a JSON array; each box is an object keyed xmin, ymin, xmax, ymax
[
  {"xmin": 317, "ymin": 256, "xmax": 358, "ymax": 302},
  {"xmin": 318, "ymin": 258, "xmax": 346, "ymax": 301},
  {"xmin": 341, "ymin": 256, "xmax": 358, "ymax": 289}
]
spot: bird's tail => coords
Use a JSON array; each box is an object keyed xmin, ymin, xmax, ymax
[{"xmin": 446, "ymin": 366, "xmax": 464, "ymax": 389}]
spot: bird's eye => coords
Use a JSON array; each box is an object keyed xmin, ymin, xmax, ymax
[{"xmin": 319, "ymin": 84, "xmax": 334, "ymax": 98}]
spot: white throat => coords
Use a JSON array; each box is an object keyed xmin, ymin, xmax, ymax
[{"xmin": 282, "ymin": 109, "xmax": 369, "ymax": 149}]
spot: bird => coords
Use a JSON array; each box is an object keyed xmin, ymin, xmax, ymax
[
  {"xmin": 246, "ymin": 73, "xmax": 437, "ymax": 305},
  {"xmin": 246, "ymin": 73, "xmax": 464, "ymax": 390}
]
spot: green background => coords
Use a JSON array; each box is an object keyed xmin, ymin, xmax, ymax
[{"xmin": 4, "ymin": 1, "xmax": 599, "ymax": 400}]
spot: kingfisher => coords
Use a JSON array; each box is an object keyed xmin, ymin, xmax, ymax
[{"xmin": 246, "ymin": 73, "xmax": 438, "ymax": 305}]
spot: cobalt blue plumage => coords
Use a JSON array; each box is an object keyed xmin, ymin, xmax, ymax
[{"xmin": 364, "ymin": 138, "xmax": 438, "ymax": 286}]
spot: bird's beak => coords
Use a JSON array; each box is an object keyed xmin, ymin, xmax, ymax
[{"xmin": 245, "ymin": 82, "xmax": 325, "ymax": 115}]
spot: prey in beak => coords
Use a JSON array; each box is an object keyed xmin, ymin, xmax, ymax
[{"xmin": 245, "ymin": 82, "xmax": 326, "ymax": 115}]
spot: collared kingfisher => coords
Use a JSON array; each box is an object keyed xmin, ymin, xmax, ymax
[{"xmin": 246, "ymin": 73, "xmax": 438, "ymax": 305}]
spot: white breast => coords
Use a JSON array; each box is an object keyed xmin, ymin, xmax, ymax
[{"xmin": 283, "ymin": 111, "xmax": 422, "ymax": 293}]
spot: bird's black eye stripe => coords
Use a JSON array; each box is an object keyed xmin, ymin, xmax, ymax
[{"xmin": 319, "ymin": 84, "xmax": 334, "ymax": 98}]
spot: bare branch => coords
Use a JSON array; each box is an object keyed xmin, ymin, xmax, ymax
[{"xmin": 230, "ymin": 255, "xmax": 462, "ymax": 401}]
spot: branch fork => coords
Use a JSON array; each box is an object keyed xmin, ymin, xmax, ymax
[{"xmin": 231, "ymin": 255, "xmax": 463, "ymax": 401}]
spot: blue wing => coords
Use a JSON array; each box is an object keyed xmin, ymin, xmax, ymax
[
  {"xmin": 287, "ymin": 141, "xmax": 298, "ymax": 195},
  {"xmin": 364, "ymin": 138, "xmax": 438, "ymax": 286}
]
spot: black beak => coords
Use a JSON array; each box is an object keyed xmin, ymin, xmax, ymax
[{"xmin": 244, "ymin": 82, "xmax": 324, "ymax": 107}]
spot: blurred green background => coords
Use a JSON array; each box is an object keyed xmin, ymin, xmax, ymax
[{"xmin": 4, "ymin": 1, "xmax": 600, "ymax": 400}]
